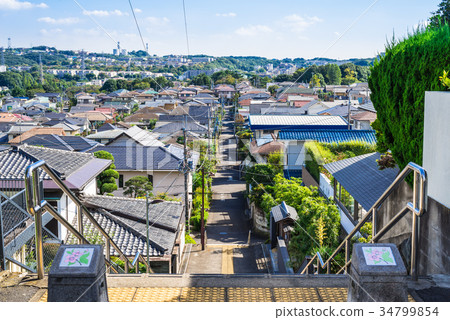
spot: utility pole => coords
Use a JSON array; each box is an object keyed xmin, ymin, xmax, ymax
[
  {"xmin": 183, "ymin": 115, "xmax": 190, "ymax": 233},
  {"xmin": 146, "ymin": 192, "xmax": 150, "ymax": 273},
  {"xmin": 347, "ymin": 93, "xmax": 351, "ymax": 130},
  {"xmin": 201, "ymin": 167, "xmax": 205, "ymax": 250}
]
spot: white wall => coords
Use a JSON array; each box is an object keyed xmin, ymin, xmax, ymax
[
  {"xmin": 58, "ymin": 195, "xmax": 77, "ymax": 241},
  {"xmin": 118, "ymin": 170, "xmax": 187, "ymax": 197},
  {"xmin": 83, "ymin": 179, "xmax": 97, "ymax": 196},
  {"xmin": 423, "ymin": 92, "xmax": 450, "ymax": 208},
  {"xmin": 319, "ymin": 173, "xmax": 334, "ymax": 199}
]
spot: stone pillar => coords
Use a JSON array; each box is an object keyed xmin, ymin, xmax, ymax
[{"xmin": 348, "ymin": 243, "xmax": 407, "ymax": 302}]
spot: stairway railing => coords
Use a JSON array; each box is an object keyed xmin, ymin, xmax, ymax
[
  {"xmin": 300, "ymin": 162, "xmax": 427, "ymax": 281},
  {"xmin": 25, "ymin": 160, "xmax": 135, "ymax": 279}
]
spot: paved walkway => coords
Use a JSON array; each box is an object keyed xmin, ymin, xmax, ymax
[{"xmin": 185, "ymin": 107, "xmax": 266, "ymax": 275}]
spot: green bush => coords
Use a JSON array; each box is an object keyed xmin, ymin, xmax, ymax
[{"xmin": 369, "ymin": 25, "xmax": 450, "ymax": 169}]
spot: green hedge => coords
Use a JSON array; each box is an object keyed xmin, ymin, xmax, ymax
[{"xmin": 369, "ymin": 25, "xmax": 450, "ymax": 169}]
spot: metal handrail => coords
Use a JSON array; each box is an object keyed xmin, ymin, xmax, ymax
[
  {"xmin": 300, "ymin": 162, "xmax": 427, "ymax": 280},
  {"xmin": 25, "ymin": 160, "xmax": 135, "ymax": 279}
]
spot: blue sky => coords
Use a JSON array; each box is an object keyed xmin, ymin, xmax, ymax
[{"xmin": 0, "ymin": 0, "xmax": 441, "ymax": 59}]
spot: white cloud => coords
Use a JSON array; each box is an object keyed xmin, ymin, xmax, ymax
[
  {"xmin": 40, "ymin": 28, "xmax": 62, "ymax": 35},
  {"xmin": 83, "ymin": 9, "xmax": 128, "ymax": 17},
  {"xmin": 235, "ymin": 25, "xmax": 272, "ymax": 37},
  {"xmin": 283, "ymin": 14, "xmax": 322, "ymax": 33},
  {"xmin": 216, "ymin": 12, "xmax": 236, "ymax": 18},
  {"xmin": 146, "ymin": 16, "xmax": 170, "ymax": 26},
  {"xmin": 0, "ymin": 0, "xmax": 48, "ymax": 10},
  {"xmin": 134, "ymin": 8, "xmax": 142, "ymax": 13},
  {"xmin": 38, "ymin": 17, "xmax": 79, "ymax": 25}
]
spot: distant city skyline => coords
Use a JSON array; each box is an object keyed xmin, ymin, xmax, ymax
[{"xmin": 0, "ymin": 0, "xmax": 441, "ymax": 59}]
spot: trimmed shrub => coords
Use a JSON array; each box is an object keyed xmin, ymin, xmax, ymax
[{"xmin": 369, "ymin": 25, "xmax": 450, "ymax": 169}]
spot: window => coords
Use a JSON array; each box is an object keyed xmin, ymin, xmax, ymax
[
  {"xmin": 147, "ymin": 175, "xmax": 153, "ymax": 185},
  {"xmin": 119, "ymin": 175, "xmax": 124, "ymax": 188}
]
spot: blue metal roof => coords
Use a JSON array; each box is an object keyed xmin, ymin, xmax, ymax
[{"xmin": 278, "ymin": 129, "xmax": 376, "ymax": 144}]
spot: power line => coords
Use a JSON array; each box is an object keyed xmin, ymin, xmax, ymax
[
  {"xmin": 265, "ymin": 0, "xmax": 381, "ymax": 115},
  {"xmin": 182, "ymin": 0, "xmax": 190, "ymax": 58},
  {"xmin": 72, "ymin": 0, "xmax": 119, "ymax": 47},
  {"xmin": 128, "ymin": 0, "xmax": 147, "ymax": 54}
]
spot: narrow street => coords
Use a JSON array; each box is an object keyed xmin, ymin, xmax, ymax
[{"xmin": 184, "ymin": 106, "xmax": 267, "ymax": 274}]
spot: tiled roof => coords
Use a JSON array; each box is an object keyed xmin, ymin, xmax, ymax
[
  {"xmin": 0, "ymin": 146, "xmax": 110, "ymax": 189},
  {"xmin": 52, "ymin": 122, "xmax": 80, "ymax": 132},
  {"xmin": 97, "ymin": 123, "xmax": 117, "ymax": 132},
  {"xmin": 82, "ymin": 196, "xmax": 183, "ymax": 254},
  {"xmin": 317, "ymin": 104, "xmax": 359, "ymax": 117},
  {"xmin": 20, "ymin": 145, "xmax": 96, "ymax": 178},
  {"xmin": 358, "ymin": 101, "xmax": 376, "ymax": 113},
  {"xmin": 271, "ymin": 201, "xmax": 298, "ymax": 223},
  {"xmin": 121, "ymin": 126, "xmax": 164, "ymax": 147},
  {"xmin": 86, "ymin": 129, "xmax": 124, "ymax": 140},
  {"xmin": 152, "ymin": 121, "xmax": 208, "ymax": 134},
  {"xmin": 278, "ymin": 129, "xmax": 376, "ymax": 144},
  {"xmin": 20, "ymin": 134, "xmax": 100, "ymax": 152},
  {"xmin": 9, "ymin": 127, "xmax": 66, "ymax": 144},
  {"xmin": 324, "ymin": 152, "xmax": 399, "ymax": 211},
  {"xmin": 90, "ymin": 145, "xmax": 183, "ymax": 171},
  {"xmin": 351, "ymin": 111, "xmax": 377, "ymax": 122}
]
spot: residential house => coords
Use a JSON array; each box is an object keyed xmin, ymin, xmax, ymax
[
  {"xmin": 152, "ymin": 120, "xmax": 209, "ymax": 140},
  {"xmin": 6, "ymin": 123, "xmax": 40, "ymax": 142},
  {"xmin": 52, "ymin": 122, "xmax": 81, "ymax": 136},
  {"xmin": 296, "ymin": 100, "xmax": 330, "ymax": 115},
  {"xmin": 90, "ymin": 144, "xmax": 198, "ymax": 198},
  {"xmin": 8, "ymin": 127, "xmax": 66, "ymax": 145},
  {"xmin": 69, "ymin": 112, "xmax": 113, "ymax": 128},
  {"xmin": 352, "ymin": 111, "xmax": 377, "ymax": 130},
  {"xmin": 214, "ymin": 84, "xmax": 236, "ymax": 101}
]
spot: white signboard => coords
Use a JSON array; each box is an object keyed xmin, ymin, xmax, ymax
[
  {"xmin": 362, "ymin": 246, "xmax": 396, "ymax": 266},
  {"xmin": 59, "ymin": 248, "xmax": 94, "ymax": 267}
]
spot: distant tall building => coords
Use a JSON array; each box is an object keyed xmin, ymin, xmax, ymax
[{"xmin": 7, "ymin": 37, "xmax": 11, "ymax": 49}]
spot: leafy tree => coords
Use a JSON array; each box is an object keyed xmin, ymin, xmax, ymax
[
  {"xmin": 189, "ymin": 73, "xmax": 212, "ymax": 87},
  {"xmin": 273, "ymin": 74, "xmax": 292, "ymax": 82},
  {"xmin": 268, "ymin": 85, "xmax": 279, "ymax": 96},
  {"xmin": 429, "ymin": 0, "xmax": 450, "ymax": 27},
  {"xmin": 101, "ymin": 79, "xmax": 117, "ymax": 93},
  {"xmin": 341, "ymin": 67, "xmax": 358, "ymax": 85},
  {"xmin": 323, "ymin": 64, "xmax": 341, "ymax": 85},
  {"xmin": 369, "ymin": 25, "xmax": 450, "ymax": 170},
  {"xmin": 309, "ymin": 73, "xmax": 325, "ymax": 87},
  {"xmin": 123, "ymin": 176, "xmax": 153, "ymax": 198},
  {"xmin": 355, "ymin": 65, "xmax": 371, "ymax": 82},
  {"xmin": 85, "ymin": 73, "xmax": 97, "ymax": 81},
  {"xmin": 94, "ymin": 151, "xmax": 119, "ymax": 194}
]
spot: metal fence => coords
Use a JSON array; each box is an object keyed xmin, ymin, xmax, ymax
[{"xmin": 0, "ymin": 181, "xmax": 61, "ymax": 273}]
